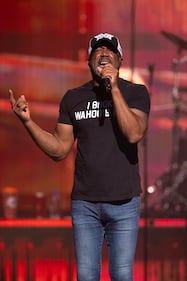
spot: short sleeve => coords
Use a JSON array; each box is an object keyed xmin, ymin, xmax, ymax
[
  {"xmin": 127, "ymin": 84, "xmax": 151, "ymax": 115},
  {"xmin": 57, "ymin": 91, "xmax": 73, "ymax": 125}
]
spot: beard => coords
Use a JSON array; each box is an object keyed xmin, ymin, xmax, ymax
[{"xmin": 88, "ymin": 63, "xmax": 103, "ymax": 86}]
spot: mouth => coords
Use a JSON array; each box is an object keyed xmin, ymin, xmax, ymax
[
  {"xmin": 98, "ymin": 58, "xmax": 111, "ymax": 67},
  {"xmin": 100, "ymin": 61, "xmax": 108, "ymax": 67}
]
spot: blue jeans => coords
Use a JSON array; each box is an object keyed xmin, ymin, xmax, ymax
[{"xmin": 71, "ymin": 196, "xmax": 140, "ymax": 281}]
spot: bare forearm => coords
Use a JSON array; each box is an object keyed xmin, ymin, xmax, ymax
[
  {"xmin": 23, "ymin": 119, "xmax": 68, "ymax": 160},
  {"xmin": 111, "ymin": 87, "xmax": 148, "ymax": 143}
]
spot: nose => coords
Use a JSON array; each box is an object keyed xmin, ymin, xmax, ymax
[{"xmin": 100, "ymin": 46, "xmax": 109, "ymax": 55}]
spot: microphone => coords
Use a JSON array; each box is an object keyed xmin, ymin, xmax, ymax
[
  {"xmin": 103, "ymin": 77, "xmax": 111, "ymax": 93},
  {"xmin": 100, "ymin": 61, "xmax": 111, "ymax": 93}
]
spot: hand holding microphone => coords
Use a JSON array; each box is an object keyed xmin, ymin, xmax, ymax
[{"xmin": 97, "ymin": 62, "xmax": 113, "ymax": 93}]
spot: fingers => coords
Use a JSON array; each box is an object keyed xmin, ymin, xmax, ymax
[
  {"xmin": 9, "ymin": 89, "xmax": 16, "ymax": 107},
  {"xmin": 9, "ymin": 89, "xmax": 28, "ymax": 113},
  {"xmin": 16, "ymin": 96, "xmax": 28, "ymax": 113},
  {"xmin": 97, "ymin": 64, "xmax": 115, "ymax": 80}
]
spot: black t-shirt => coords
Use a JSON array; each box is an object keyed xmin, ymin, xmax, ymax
[{"xmin": 58, "ymin": 78, "xmax": 150, "ymax": 201}]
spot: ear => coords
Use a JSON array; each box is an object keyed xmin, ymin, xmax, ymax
[{"xmin": 119, "ymin": 57, "xmax": 123, "ymax": 67}]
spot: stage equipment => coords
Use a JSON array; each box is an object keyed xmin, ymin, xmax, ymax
[
  {"xmin": 160, "ymin": 30, "xmax": 187, "ymax": 53},
  {"xmin": 146, "ymin": 31, "xmax": 187, "ymax": 217}
]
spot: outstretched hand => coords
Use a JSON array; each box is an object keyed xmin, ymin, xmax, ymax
[{"xmin": 9, "ymin": 89, "xmax": 31, "ymax": 122}]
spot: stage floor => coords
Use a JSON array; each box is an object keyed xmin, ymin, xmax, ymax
[{"xmin": 0, "ymin": 218, "xmax": 187, "ymax": 281}]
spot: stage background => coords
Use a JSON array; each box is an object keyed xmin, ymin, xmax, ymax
[
  {"xmin": 0, "ymin": 0, "xmax": 187, "ymax": 217},
  {"xmin": 0, "ymin": 1, "xmax": 187, "ymax": 281}
]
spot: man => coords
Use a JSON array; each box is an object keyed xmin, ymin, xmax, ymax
[{"xmin": 9, "ymin": 32, "xmax": 150, "ymax": 281}]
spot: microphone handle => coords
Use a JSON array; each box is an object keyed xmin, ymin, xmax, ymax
[{"xmin": 103, "ymin": 78, "xmax": 111, "ymax": 93}]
